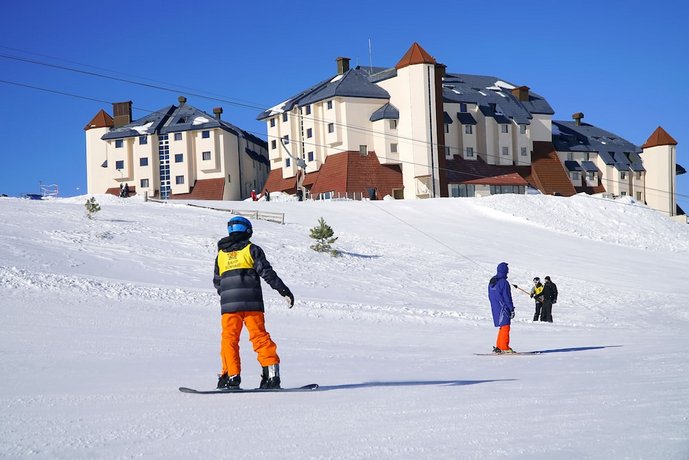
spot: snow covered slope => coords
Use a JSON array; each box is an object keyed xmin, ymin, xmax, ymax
[{"xmin": 1, "ymin": 194, "xmax": 688, "ymax": 459}]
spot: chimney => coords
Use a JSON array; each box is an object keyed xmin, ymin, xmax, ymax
[
  {"xmin": 213, "ymin": 107, "xmax": 223, "ymax": 119},
  {"xmin": 511, "ymin": 86, "xmax": 530, "ymax": 102},
  {"xmin": 572, "ymin": 112, "xmax": 584, "ymax": 126},
  {"xmin": 336, "ymin": 57, "xmax": 350, "ymax": 75},
  {"xmin": 112, "ymin": 101, "xmax": 132, "ymax": 128},
  {"xmin": 178, "ymin": 96, "xmax": 187, "ymax": 106}
]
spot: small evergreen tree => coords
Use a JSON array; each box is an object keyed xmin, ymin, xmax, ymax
[
  {"xmin": 84, "ymin": 197, "xmax": 101, "ymax": 219},
  {"xmin": 309, "ymin": 217, "xmax": 339, "ymax": 256}
]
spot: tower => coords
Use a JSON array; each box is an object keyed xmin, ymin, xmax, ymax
[{"xmin": 640, "ymin": 126, "xmax": 678, "ymax": 216}]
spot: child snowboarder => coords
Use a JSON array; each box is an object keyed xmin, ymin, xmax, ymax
[
  {"xmin": 488, "ymin": 262, "xmax": 516, "ymax": 353},
  {"xmin": 213, "ymin": 216, "xmax": 294, "ymax": 389}
]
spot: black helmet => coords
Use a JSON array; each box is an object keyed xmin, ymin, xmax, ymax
[{"xmin": 533, "ymin": 277, "xmax": 540, "ymax": 283}]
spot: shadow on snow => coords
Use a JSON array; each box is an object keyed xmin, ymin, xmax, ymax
[
  {"xmin": 531, "ymin": 345, "xmax": 622, "ymax": 354},
  {"xmin": 317, "ymin": 379, "xmax": 515, "ymax": 391}
]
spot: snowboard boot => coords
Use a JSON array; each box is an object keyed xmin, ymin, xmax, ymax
[
  {"xmin": 492, "ymin": 346, "xmax": 502, "ymax": 354},
  {"xmin": 259, "ymin": 364, "xmax": 281, "ymax": 389},
  {"xmin": 217, "ymin": 373, "xmax": 241, "ymax": 390}
]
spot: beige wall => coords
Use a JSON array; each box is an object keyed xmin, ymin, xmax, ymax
[{"xmin": 641, "ymin": 144, "xmax": 676, "ymax": 216}]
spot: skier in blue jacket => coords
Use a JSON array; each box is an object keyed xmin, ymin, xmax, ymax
[{"xmin": 488, "ymin": 262, "xmax": 516, "ymax": 353}]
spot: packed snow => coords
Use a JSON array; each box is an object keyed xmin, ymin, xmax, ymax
[{"xmin": 1, "ymin": 193, "xmax": 688, "ymax": 459}]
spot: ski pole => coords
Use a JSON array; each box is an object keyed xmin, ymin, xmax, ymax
[{"xmin": 511, "ymin": 284, "xmax": 531, "ymax": 296}]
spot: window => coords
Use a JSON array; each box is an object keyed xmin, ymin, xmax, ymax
[
  {"xmin": 202, "ymin": 130, "xmax": 210, "ymax": 138},
  {"xmin": 466, "ymin": 147, "xmax": 474, "ymax": 158},
  {"xmin": 306, "ymin": 128, "xmax": 313, "ymax": 138},
  {"xmin": 175, "ymin": 154, "xmax": 184, "ymax": 163},
  {"xmin": 572, "ymin": 172, "xmax": 580, "ymax": 180},
  {"xmin": 520, "ymin": 125, "xmax": 527, "ymax": 134},
  {"xmin": 501, "ymin": 124, "xmax": 509, "ymax": 134},
  {"xmin": 140, "ymin": 178, "xmax": 149, "ymax": 188},
  {"xmin": 202, "ymin": 151, "xmax": 211, "ymax": 161},
  {"xmin": 502, "ymin": 146, "xmax": 509, "ymax": 156},
  {"xmin": 520, "ymin": 147, "xmax": 527, "ymax": 156},
  {"xmin": 282, "ymin": 113, "xmax": 288, "ymax": 122},
  {"xmin": 450, "ymin": 183, "xmax": 475, "ymax": 197},
  {"xmin": 270, "ymin": 118, "xmax": 275, "ymax": 127},
  {"xmin": 490, "ymin": 185, "xmax": 525, "ymax": 195},
  {"xmin": 139, "ymin": 157, "xmax": 149, "ymax": 167},
  {"xmin": 636, "ymin": 191, "xmax": 642, "ymax": 200},
  {"xmin": 390, "ymin": 143, "xmax": 398, "ymax": 153},
  {"xmin": 115, "ymin": 139, "xmax": 123, "ymax": 148},
  {"xmin": 635, "ymin": 171, "xmax": 642, "ymax": 180},
  {"xmin": 305, "ymin": 105, "xmax": 311, "ymax": 115},
  {"xmin": 621, "ymin": 191, "xmax": 627, "ymax": 196},
  {"xmin": 359, "ymin": 145, "xmax": 368, "ymax": 156},
  {"xmin": 460, "ymin": 103, "xmax": 468, "ymax": 113},
  {"xmin": 464, "ymin": 125, "xmax": 473, "ymax": 134},
  {"xmin": 567, "ymin": 152, "xmax": 574, "ymax": 161},
  {"xmin": 326, "ymin": 100, "xmax": 333, "ymax": 110},
  {"xmin": 328, "ymin": 123, "xmax": 334, "ymax": 133},
  {"xmin": 389, "ymin": 119, "xmax": 398, "ymax": 129},
  {"xmin": 620, "ymin": 171, "xmax": 627, "ymax": 180},
  {"xmin": 175, "ymin": 175, "xmax": 185, "ymax": 185},
  {"xmin": 139, "ymin": 136, "xmax": 148, "ymax": 145},
  {"xmin": 285, "ymin": 158, "xmax": 291, "ymax": 167},
  {"xmin": 271, "ymin": 140, "xmax": 277, "ymax": 150},
  {"xmin": 115, "ymin": 160, "xmax": 124, "ymax": 170},
  {"xmin": 445, "ymin": 123, "xmax": 450, "ymax": 133},
  {"xmin": 445, "ymin": 146, "xmax": 452, "ymax": 158},
  {"xmin": 307, "ymin": 151, "xmax": 314, "ymax": 162},
  {"xmin": 282, "ymin": 135, "xmax": 289, "ymax": 145},
  {"xmin": 174, "ymin": 133, "xmax": 183, "ymax": 141}
]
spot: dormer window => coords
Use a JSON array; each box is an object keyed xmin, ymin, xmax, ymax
[
  {"xmin": 389, "ymin": 119, "xmax": 398, "ymax": 129},
  {"xmin": 326, "ymin": 100, "xmax": 333, "ymax": 110},
  {"xmin": 282, "ymin": 113, "xmax": 288, "ymax": 122},
  {"xmin": 115, "ymin": 139, "xmax": 123, "ymax": 148},
  {"xmin": 460, "ymin": 103, "xmax": 468, "ymax": 113},
  {"xmin": 501, "ymin": 124, "xmax": 509, "ymax": 134},
  {"xmin": 270, "ymin": 118, "xmax": 275, "ymax": 127}
]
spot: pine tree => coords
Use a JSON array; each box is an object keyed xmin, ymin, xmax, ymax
[
  {"xmin": 84, "ymin": 197, "xmax": 101, "ymax": 219},
  {"xmin": 309, "ymin": 217, "xmax": 339, "ymax": 256}
]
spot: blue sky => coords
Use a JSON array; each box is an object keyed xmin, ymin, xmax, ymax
[{"xmin": 2, "ymin": 0, "xmax": 687, "ymax": 209}]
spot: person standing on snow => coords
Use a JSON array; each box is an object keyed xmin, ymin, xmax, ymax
[
  {"xmin": 488, "ymin": 262, "xmax": 516, "ymax": 353},
  {"xmin": 539, "ymin": 276, "xmax": 558, "ymax": 322},
  {"xmin": 250, "ymin": 189, "xmax": 257, "ymax": 201},
  {"xmin": 530, "ymin": 277, "xmax": 544, "ymax": 321},
  {"xmin": 213, "ymin": 216, "xmax": 294, "ymax": 390}
]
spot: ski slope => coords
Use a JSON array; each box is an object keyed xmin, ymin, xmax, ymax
[{"xmin": 1, "ymin": 193, "xmax": 688, "ymax": 459}]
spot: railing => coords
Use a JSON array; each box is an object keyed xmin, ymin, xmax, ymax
[{"xmin": 180, "ymin": 203, "xmax": 285, "ymax": 225}]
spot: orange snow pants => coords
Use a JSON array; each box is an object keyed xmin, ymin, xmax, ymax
[
  {"xmin": 220, "ymin": 311, "xmax": 279, "ymax": 376},
  {"xmin": 496, "ymin": 325, "xmax": 511, "ymax": 350}
]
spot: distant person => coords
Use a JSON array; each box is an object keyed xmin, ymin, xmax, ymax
[
  {"xmin": 530, "ymin": 277, "xmax": 544, "ymax": 321},
  {"xmin": 122, "ymin": 183, "xmax": 130, "ymax": 198},
  {"xmin": 488, "ymin": 262, "xmax": 516, "ymax": 353},
  {"xmin": 539, "ymin": 276, "xmax": 558, "ymax": 322},
  {"xmin": 264, "ymin": 189, "xmax": 270, "ymax": 202},
  {"xmin": 213, "ymin": 216, "xmax": 294, "ymax": 390},
  {"xmin": 296, "ymin": 189, "xmax": 303, "ymax": 202},
  {"xmin": 119, "ymin": 183, "xmax": 124, "ymax": 197},
  {"xmin": 250, "ymin": 189, "xmax": 257, "ymax": 201}
]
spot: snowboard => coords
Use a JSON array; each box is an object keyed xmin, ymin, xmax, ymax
[
  {"xmin": 474, "ymin": 351, "xmax": 541, "ymax": 356},
  {"xmin": 179, "ymin": 383, "xmax": 319, "ymax": 394}
]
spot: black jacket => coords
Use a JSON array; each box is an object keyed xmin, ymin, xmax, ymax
[
  {"xmin": 213, "ymin": 236, "xmax": 289, "ymax": 314},
  {"xmin": 540, "ymin": 281, "xmax": 558, "ymax": 303}
]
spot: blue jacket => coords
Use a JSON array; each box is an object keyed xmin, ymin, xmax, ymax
[{"xmin": 488, "ymin": 262, "xmax": 514, "ymax": 327}]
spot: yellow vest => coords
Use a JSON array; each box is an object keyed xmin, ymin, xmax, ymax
[{"xmin": 217, "ymin": 244, "xmax": 254, "ymax": 275}]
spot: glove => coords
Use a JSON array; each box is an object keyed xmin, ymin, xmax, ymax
[
  {"xmin": 530, "ymin": 294, "xmax": 534, "ymax": 298},
  {"xmin": 510, "ymin": 309, "xmax": 515, "ymax": 319},
  {"xmin": 279, "ymin": 286, "xmax": 294, "ymax": 308}
]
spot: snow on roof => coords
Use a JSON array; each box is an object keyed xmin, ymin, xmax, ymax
[
  {"xmin": 192, "ymin": 116, "xmax": 210, "ymax": 125},
  {"xmin": 130, "ymin": 122, "xmax": 153, "ymax": 135}
]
